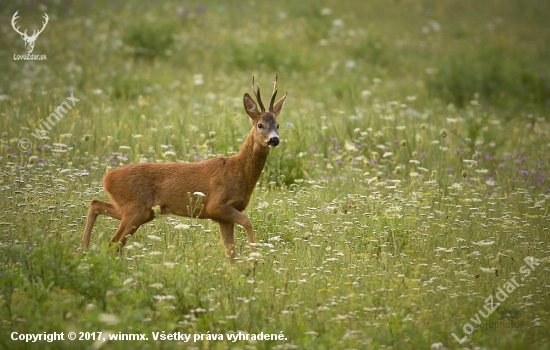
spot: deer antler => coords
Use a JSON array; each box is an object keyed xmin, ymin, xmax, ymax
[
  {"xmin": 11, "ymin": 11, "xmax": 26, "ymax": 37},
  {"xmin": 269, "ymin": 74, "xmax": 279, "ymax": 113},
  {"xmin": 11, "ymin": 11, "xmax": 49, "ymax": 39},
  {"xmin": 31, "ymin": 13, "xmax": 49, "ymax": 39},
  {"xmin": 251, "ymin": 76, "xmax": 265, "ymax": 113}
]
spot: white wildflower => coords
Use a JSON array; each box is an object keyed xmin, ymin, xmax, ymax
[
  {"xmin": 472, "ymin": 240, "xmax": 495, "ymax": 246},
  {"xmin": 98, "ymin": 313, "xmax": 119, "ymax": 325},
  {"xmin": 193, "ymin": 74, "xmax": 204, "ymax": 85}
]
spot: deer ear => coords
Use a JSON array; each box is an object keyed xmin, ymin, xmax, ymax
[
  {"xmin": 271, "ymin": 93, "xmax": 288, "ymax": 118},
  {"xmin": 243, "ymin": 93, "xmax": 260, "ymax": 121}
]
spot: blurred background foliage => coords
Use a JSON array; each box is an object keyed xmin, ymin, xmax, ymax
[{"xmin": 0, "ymin": 0, "xmax": 548, "ymax": 115}]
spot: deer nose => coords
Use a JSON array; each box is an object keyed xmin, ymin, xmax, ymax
[{"xmin": 267, "ymin": 137, "xmax": 280, "ymax": 147}]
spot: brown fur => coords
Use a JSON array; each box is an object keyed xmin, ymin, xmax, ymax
[{"xmin": 79, "ymin": 76, "xmax": 287, "ymax": 262}]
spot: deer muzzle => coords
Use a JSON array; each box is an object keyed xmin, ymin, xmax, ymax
[{"xmin": 267, "ymin": 136, "xmax": 280, "ymax": 147}]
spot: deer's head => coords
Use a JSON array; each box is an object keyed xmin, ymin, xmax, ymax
[
  {"xmin": 11, "ymin": 11, "xmax": 49, "ymax": 54},
  {"xmin": 243, "ymin": 75, "xmax": 287, "ymax": 148}
]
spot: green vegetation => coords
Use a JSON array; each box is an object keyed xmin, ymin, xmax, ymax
[{"xmin": 0, "ymin": 0, "xmax": 549, "ymax": 349}]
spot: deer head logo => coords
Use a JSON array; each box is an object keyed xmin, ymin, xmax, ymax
[{"xmin": 11, "ymin": 11, "xmax": 49, "ymax": 54}]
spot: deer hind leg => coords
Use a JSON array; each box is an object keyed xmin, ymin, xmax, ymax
[
  {"xmin": 109, "ymin": 209, "xmax": 155, "ymax": 249},
  {"xmin": 217, "ymin": 220, "xmax": 236, "ymax": 262},
  {"xmin": 79, "ymin": 199, "xmax": 122, "ymax": 251}
]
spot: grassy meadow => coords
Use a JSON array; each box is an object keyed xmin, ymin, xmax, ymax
[{"xmin": 1, "ymin": 0, "xmax": 550, "ymax": 349}]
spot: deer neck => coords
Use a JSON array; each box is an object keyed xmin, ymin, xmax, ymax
[{"xmin": 234, "ymin": 128, "xmax": 270, "ymax": 187}]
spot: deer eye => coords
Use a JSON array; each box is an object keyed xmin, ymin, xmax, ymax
[{"xmin": 257, "ymin": 123, "xmax": 263, "ymax": 129}]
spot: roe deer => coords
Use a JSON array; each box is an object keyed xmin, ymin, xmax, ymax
[{"xmin": 79, "ymin": 75, "xmax": 287, "ymax": 262}]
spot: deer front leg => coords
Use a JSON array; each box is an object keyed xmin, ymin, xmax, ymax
[
  {"xmin": 209, "ymin": 205, "xmax": 255, "ymax": 255},
  {"xmin": 217, "ymin": 220, "xmax": 236, "ymax": 262}
]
